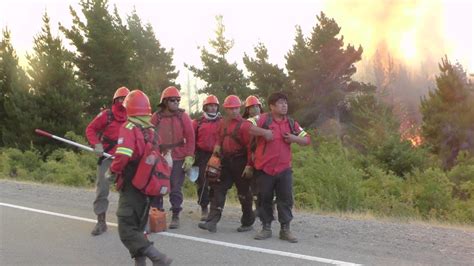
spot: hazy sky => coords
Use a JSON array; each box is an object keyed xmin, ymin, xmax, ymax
[{"xmin": 1, "ymin": 0, "xmax": 473, "ymax": 88}]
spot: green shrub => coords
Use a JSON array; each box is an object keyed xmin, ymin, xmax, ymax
[
  {"xmin": 0, "ymin": 148, "xmax": 42, "ymax": 179},
  {"xmin": 372, "ymin": 137, "xmax": 428, "ymax": 177},
  {"xmin": 293, "ymin": 137, "xmax": 364, "ymax": 211},
  {"xmin": 32, "ymin": 150, "xmax": 95, "ymax": 186},
  {"xmin": 447, "ymin": 152, "xmax": 474, "ymax": 200},
  {"xmin": 403, "ymin": 168, "xmax": 453, "ymax": 219},
  {"xmin": 361, "ymin": 166, "xmax": 415, "ymax": 217}
]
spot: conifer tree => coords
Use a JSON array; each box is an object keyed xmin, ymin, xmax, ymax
[
  {"xmin": 243, "ymin": 42, "xmax": 288, "ymax": 105},
  {"xmin": 186, "ymin": 15, "xmax": 249, "ymax": 101},
  {"xmin": 0, "ymin": 29, "xmax": 35, "ymax": 149},
  {"xmin": 28, "ymin": 13, "xmax": 88, "ymax": 153}
]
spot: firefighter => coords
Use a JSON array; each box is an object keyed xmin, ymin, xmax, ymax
[
  {"xmin": 109, "ymin": 90, "xmax": 172, "ymax": 266},
  {"xmin": 242, "ymin": 95, "xmax": 263, "ymax": 120},
  {"xmin": 85, "ymin": 86, "xmax": 129, "ymax": 236},
  {"xmin": 150, "ymin": 86, "xmax": 195, "ymax": 229},
  {"xmin": 242, "ymin": 95, "xmax": 263, "ymax": 218},
  {"xmin": 198, "ymin": 95, "xmax": 255, "ymax": 233},
  {"xmin": 193, "ymin": 95, "xmax": 221, "ymax": 221},
  {"xmin": 248, "ymin": 92, "xmax": 310, "ymax": 243}
]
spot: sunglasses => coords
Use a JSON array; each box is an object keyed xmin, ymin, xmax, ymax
[{"xmin": 168, "ymin": 98, "xmax": 181, "ymax": 103}]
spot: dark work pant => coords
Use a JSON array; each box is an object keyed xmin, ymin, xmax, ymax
[
  {"xmin": 195, "ymin": 149, "xmax": 213, "ymax": 208},
  {"xmin": 256, "ymin": 168, "xmax": 294, "ymax": 225},
  {"xmin": 207, "ymin": 155, "xmax": 255, "ymax": 227},
  {"xmin": 93, "ymin": 158, "xmax": 112, "ymax": 215},
  {"xmin": 116, "ymin": 165, "xmax": 152, "ymax": 258},
  {"xmin": 151, "ymin": 159, "xmax": 185, "ymax": 214}
]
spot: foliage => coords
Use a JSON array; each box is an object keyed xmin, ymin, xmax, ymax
[
  {"xmin": 1, "ymin": 147, "xmax": 96, "ymax": 186},
  {"xmin": 420, "ymin": 56, "xmax": 474, "ymax": 169},
  {"xmin": 126, "ymin": 10, "xmax": 179, "ymax": 105},
  {"xmin": 60, "ymin": 0, "xmax": 135, "ymax": 115},
  {"xmin": 28, "ymin": 13, "xmax": 89, "ymax": 154},
  {"xmin": 293, "ymin": 136, "xmax": 364, "ymax": 211},
  {"xmin": 186, "ymin": 15, "xmax": 250, "ymax": 101},
  {"xmin": 243, "ymin": 42, "xmax": 288, "ymax": 104},
  {"xmin": 285, "ymin": 12, "xmax": 363, "ymax": 126},
  {"xmin": 0, "ymin": 29, "xmax": 37, "ymax": 150}
]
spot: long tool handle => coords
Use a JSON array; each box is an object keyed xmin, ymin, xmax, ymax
[{"xmin": 35, "ymin": 129, "xmax": 113, "ymax": 158}]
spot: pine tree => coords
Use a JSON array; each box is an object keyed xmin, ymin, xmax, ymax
[
  {"xmin": 421, "ymin": 56, "xmax": 474, "ymax": 168},
  {"xmin": 126, "ymin": 10, "xmax": 178, "ymax": 106},
  {"xmin": 285, "ymin": 12, "xmax": 363, "ymax": 126},
  {"xmin": 0, "ymin": 28, "xmax": 35, "ymax": 149},
  {"xmin": 186, "ymin": 15, "xmax": 249, "ymax": 101},
  {"xmin": 60, "ymin": 0, "xmax": 133, "ymax": 115},
  {"xmin": 243, "ymin": 42, "xmax": 288, "ymax": 105},
  {"xmin": 27, "ymin": 13, "xmax": 88, "ymax": 153}
]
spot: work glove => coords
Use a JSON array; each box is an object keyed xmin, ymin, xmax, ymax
[
  {"xmin": 212, "ymin": 145, "xmax": 221, "ymax": 156},
  {"xmin": 182, "ymin": 156, "xmax": 195, "ymax": 172},
  {"xmin": 241, "ymin": 165, "xmax": 254, "ymax": 179},
  {"xmin": 94, "ymin": 143, "xmax": 104, "ymax": 156},
  {"xmin": 104, "ymin": 168, "xmax": 116, "ymax": 183}
]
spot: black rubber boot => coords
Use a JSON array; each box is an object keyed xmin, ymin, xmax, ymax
[
  {"xmin": 169, "ymin": 213, "xmax": 179, "ymax": 229},
  {"xmin": 198, "ymin": 209, "xmax": 219, "ymax": 233},
  {"xmin": 143, "ymin": 245, "xmax": 173, "ymax": 266},
  {"xmin": 279, "ymin": 223, "xmax": 298, "ymax": 243},
  {"xmin": 254, "ymin": 222, "xmax": 272, "ymax": 240},
  {"xmin": 91, "ymin": 213, "xmax": 107, "ymax": 236},
  {"xmin": 237, "ymin": 225, "xmax": 253, "ymax": 232},
  {"xmin": 198, "ymin": 221, "xmax": 216, "ymax": 233}
]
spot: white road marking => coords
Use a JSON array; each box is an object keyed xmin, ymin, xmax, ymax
[{"xmin": 1, "ymin": 202, "xmax": 361, "ymax": 266}]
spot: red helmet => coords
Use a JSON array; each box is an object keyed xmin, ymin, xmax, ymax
[
  {"xmin": 222, "ymin": 95, "xmax": 241, "ymax": 108},
  {"xmin": 245, "ymin": 95, "xmax": 261, "ymax": 107},
  {"xmin": 203, "ymin": 95, "xmax": 219, "ymax": 106},
  {"xmin": 113, "ymin": 86, "xmax": 130, "ymax": 101},
  {"xmin": 123, "ymin": 90, "xmax": 151, "ymax": 116},
  {"xmin": 160, "ymin": 86, "xmax": 180, "ymax": 103}
]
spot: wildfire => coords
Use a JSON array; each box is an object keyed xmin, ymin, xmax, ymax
[{"xmin": 323, "ymin": 0, "xmax": 468, "ymax": 73}]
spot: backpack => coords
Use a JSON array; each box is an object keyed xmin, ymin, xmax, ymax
[{"xmin": 131, "ymin": 126, "xmax": 171, "ymax": 196}]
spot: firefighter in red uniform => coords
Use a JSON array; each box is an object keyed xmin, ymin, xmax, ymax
[
  {"xmin": 85, "ymin": 86, "xmax": 129, "ymax": 236},
  {"xmin": 198, "ymin": 95, "xmax": 255, "ymax": 233},
  {"xmin": 242, "ymin": 95, "xmax": 264, "ymax": 217},
  {"xmin": 193, "ymin": 95, "xmax": 221, "ymax": 221},
  {"xmin": 110, "ymin": 90, "xmax": 172, "ymax": 266},
  {"xmin": 249, "ymin": 92, "xmax": 310, "ymax": 243},
  {"xmin": 150, "ymin": 86, "xmax": 195, "ymax": 229}
]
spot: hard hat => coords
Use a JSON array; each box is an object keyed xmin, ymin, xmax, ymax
[
  {"xmin": 222, "ymin": 95, "xmax": 241, "ymax": 108},
  {"xmin": 160, "ymin": 86, "xmax": 181, "ymax": 103},
  {"xmin": 113, "ymin": 87, "xmax": 130, "ymax": 101},
  {"xmin": 123, "ymin": 90, "xmax": 151, "ymax": 116},
  {"xmin": 245, "ymin": 95, "xmax": 261, "ymax": 107},
  {"xmin": 203, "ymin": 95, "xmax": 219, "ymax": 106}
]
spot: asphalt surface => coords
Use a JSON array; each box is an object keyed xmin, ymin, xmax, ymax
[{"xmin": 1, "ymin": 179, "xmax": 473, "ymax": 265}]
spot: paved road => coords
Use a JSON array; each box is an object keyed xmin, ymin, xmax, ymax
[{"xmin": 1, "ymin": 180, "xmax": 473, "ymax": 265}]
